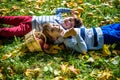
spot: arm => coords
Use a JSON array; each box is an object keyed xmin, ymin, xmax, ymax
[
  {"xmin": 64, "ymin": 35, "xmax": 87, "ymax": 53},
  {"xmin": 63, "ymin": 28, "xmax": 87, "ymax": 53},
  {"xmin": 55, "ymin": 8, "xmax": 71, "ymax": 15},
  {"xmin": 74, "ymin": 34, "xmax": 87, "ymax": 53}
]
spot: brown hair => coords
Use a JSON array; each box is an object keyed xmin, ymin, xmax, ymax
[
  {"xmin": 74, "ymin": 18, "xmax": 83, "ymax": 28},
  {"xmin": 42, "ymin": 23, "xmax": 55, "ymax": 44}
]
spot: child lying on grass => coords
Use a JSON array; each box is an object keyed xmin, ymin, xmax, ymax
[
  {"xmin": 44, "ymin": 22, "xmax": 120, "ymax": 54},
  {"xmin": 0, "ymin": 8, "xmax": 81, "ymax": 38},
  {"xmin": 0, "ymin": 8, "xmax": 82, "ymax": 53}
]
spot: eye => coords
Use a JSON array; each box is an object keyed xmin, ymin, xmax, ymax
[{"xmin": 69, "ymin": 19, "xmax": 73, "ymax": 22}]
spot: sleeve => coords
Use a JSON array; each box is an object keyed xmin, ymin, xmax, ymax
[
  {"xmin": 55, "ymin": 8, "xmax": 71, "ymax": 15},
  {"xmin": 75, "ymin": 35, "xmax": 87, "ymax": 52},
  {"xmin": 64, "ymin": 35, "xmax": 87, "ymax": 53},
  {"xmin": 54, "ymin": 36, "xmax": 64, "ymax": 44}
]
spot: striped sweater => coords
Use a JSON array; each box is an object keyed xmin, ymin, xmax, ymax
[
  {"xmin": 63, "ymin": 26, "xmax": 104, "ymax": 53},
  {"xmin": 32, "ymin": 8, "xmax": 71, "ymax": 31}
]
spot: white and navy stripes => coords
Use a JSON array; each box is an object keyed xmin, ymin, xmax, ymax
[
  {"xmin": 64, "ymin": 27, "xmax": 104, "ymax": 53},
  {"xmin": 31, "ymin": 8, "xmax": 71, "ymax": 32},
  {"xmin": 80, "ymin": 27, "xmax": 104, "ymax": 50}
]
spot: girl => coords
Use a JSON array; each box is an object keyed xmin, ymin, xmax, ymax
[{"xmin": 44, "ymin": 22, "xmax": 120, "ymax": 53}]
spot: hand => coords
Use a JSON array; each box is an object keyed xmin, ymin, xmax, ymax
[
  {"xmin": 70, "ymin": 9, "xmax": 78, "ymax": 18},
  {"xmin": 63, "ymin": 28, "xmax": 77, "ymax": 38}
]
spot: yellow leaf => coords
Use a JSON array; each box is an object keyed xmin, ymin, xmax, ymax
[
  {"xmin": 44, "ymin": 44, "xmax": 62, "ymax": 54},
  {"xmin": 99, "ymin": 21, "xmax": 105, "ymax": 26},
  {"xmin": 54, "ymin": 76, "xmax": 67, "ymax": 80},
  {"xmin": 87, "ymin": 12, "xmax": 94, "ymax": 16},
  {"xmin": 25, "ymin": 69, "xmax": 32, "ymax": 77},
  {"xmin": 102, "ymin": 44, "xmax": 111, "ymax": 56},
  {"xmin": 51, "ymin": 45, "xmax": 62, "ymax": 50},
  {"xmin": 35, "ymin": 5, "xmax": 41, "ymax": 10},
  {"xmin": 98, "ymin": 69, "xmax": 113, "ymax": 80},
  {"xmin": 114, "ymin": 16, "xmax": 119, "ymax": 22},
  {"xmin": 33, "ymin": 68, "xmax": 40, "ymax": 74},
  {"xmin": 66, "ymin": 1, "xmax": 75, "ymax": 8},
  {"xmin": 36, "ymin": 0, "xmax": 45, "ymax": 5},
  {"xmin": 76, "ymin": 7, "xmax": 84, "ymax": 13},
  {"xmin": 63, "ymin": 28, "xmax": 77, "ymax": 38},
  {"xmin": 2, "ymin": 53, "xmax": 12, "ymax": 60},
  {"xmin": 78, "ymin": 0, "xmax": 83, "ymax": 4}
]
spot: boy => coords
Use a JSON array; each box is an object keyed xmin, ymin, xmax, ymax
[{"xmin": 0, "ymin": 8, "xmax": 82, "ymax": 38}]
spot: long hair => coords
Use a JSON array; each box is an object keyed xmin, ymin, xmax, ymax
[{"xmin": 42, "ymin": 23, "xmax": 55, "ymax": 44}]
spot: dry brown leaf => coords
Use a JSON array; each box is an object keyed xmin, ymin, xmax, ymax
[
  {"xmin": 60, "ymin": 64, "xmax": 80, "ymax": 75},
  {"xmin": 12, "ymin": 5, "xmax": 20, "ymax": 10},
  {"xmin": 60, "ymin": 64, "xmax": 68, "ymax": 74},
  {"xmin": 68, "ymin": 66, "xmax": 80, "ymax": 74}
]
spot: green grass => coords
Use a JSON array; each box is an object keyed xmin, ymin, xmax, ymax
[{"xmin": 0, "ymin": 0, "xmax": 120, "ymax": 80}]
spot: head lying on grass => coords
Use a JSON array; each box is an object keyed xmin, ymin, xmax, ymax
[{"xmin": 42, "ymin": 22, "xmax": 120, "ymax": 54}]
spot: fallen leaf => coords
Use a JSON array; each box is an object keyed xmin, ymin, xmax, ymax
[
  {"xmin": 98, "ymin": 69, "xmax": 113, "ymax": 80},
  {"xmin": 117, "ymin": 78, "xmax": 120, "ymax": 80},
  {"xmin": 12, "ymin": 5, "xmax": 20, "ymax": 10},
  {"xmin": 60, "ymin": 64, "xmax": 68, "ymax": 74},
  {"xmin": 54, "ymin": 76, "xmax": 67, "ymax": 80},
  {"xmin": 78, "ymin": 0, "xmax": 83, "ymax": 4},
  {"xmin": 68, "ymin": 66, "xmax": 80, "ymax": 74},
  {"xmin": 2, "ymin": 53, "xmax": 12, "ymax": 60},
  {"xmin": 25, "ymin": 69, "xmax": 32, "ymax": 77},
  {"xmin": 76, "ymin": 7, "xmax": 84, "ymax": 13},
  {"xmin": 102, "ymin": 44, "xmax": 111, "ymax": 56},
  {"xmin": 87, "ymin": 57, "xmax": 95, "ymax": 62}
]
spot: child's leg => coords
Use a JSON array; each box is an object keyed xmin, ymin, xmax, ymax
[
  {"xmin": 101, "ymin": 23, "xmax": 120, "ymax": 44},
  {"xmin": 0, "ymin": 22, "xmax": 32, "ymax": 38},
  {"xmin": 0, "ymin": 16, "xmax": 32, "ymax": 26}
]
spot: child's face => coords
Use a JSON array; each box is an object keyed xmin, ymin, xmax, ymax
[
  {"xmin": 48, "ymin": 24, "xmax": 64, "ymax": 41},
  {"xmin": 62, "ymin": 17, "xmax": 75, "ymax": 29}
]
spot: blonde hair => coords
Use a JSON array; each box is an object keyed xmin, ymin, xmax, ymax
[{"xmin": 42, "ymin": 23, "xmax": 55, "ymax": 44}]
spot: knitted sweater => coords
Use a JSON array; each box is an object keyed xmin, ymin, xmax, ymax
[
  {"xmin": 63, "ymin": 27, "xmax": 104, "ymax": 53},
  {"xmin": 32, "ymin": 8, "xmax": 71, "ymax": 31}
]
